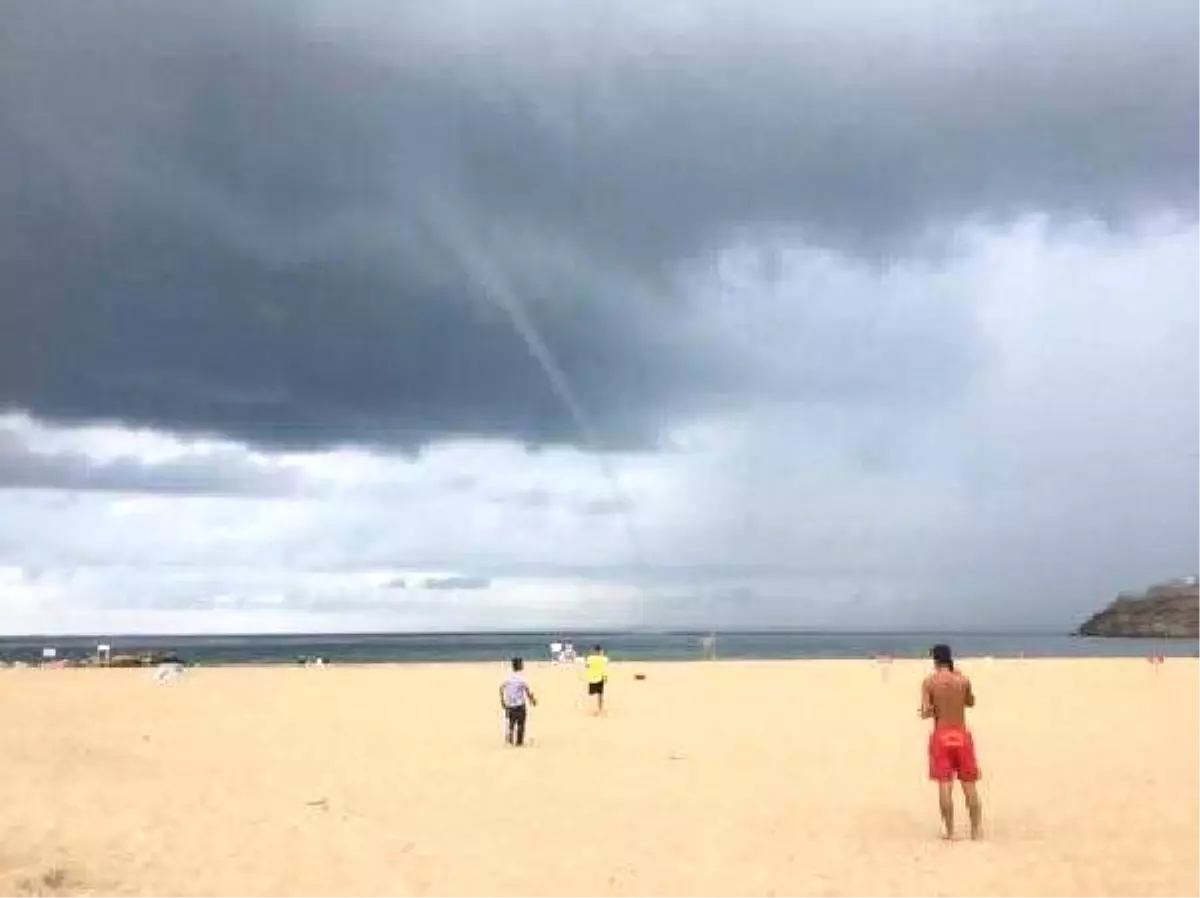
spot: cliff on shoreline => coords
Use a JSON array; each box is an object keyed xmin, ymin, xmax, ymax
[{"xmin": 1077, "ymin": 577, "xmax": 1199, "ymax": 638}]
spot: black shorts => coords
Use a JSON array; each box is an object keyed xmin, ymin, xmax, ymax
[
  {"xmin": 587, "ymin": 680, "xmax": 605, "ymax": 696},
  {"xmin": 505, "ymin": 705, "xmax": 527, "ymax": 724}
]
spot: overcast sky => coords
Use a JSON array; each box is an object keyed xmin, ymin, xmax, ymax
[{"xmin": 0, "ymin": 0, "xmax": 1196, "ymax": 634}]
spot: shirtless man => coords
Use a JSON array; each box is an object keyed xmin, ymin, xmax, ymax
[{"xmin": 920, "ymin": 644, "xmax": 983, "ymax": 840}]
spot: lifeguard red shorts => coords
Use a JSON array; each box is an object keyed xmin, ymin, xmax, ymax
[{"xmin": 928, "ymin": 725, "xmax": 980, "ymax": 783}]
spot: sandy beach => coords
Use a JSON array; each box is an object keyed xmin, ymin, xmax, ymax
[{"xmin": 0, "ymin": 657, "xmax": 1195, "ymax": 897}]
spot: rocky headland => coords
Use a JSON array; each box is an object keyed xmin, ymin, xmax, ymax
[{"xmin": 1077, "ymin": 577, "xmax": 1199, "ymax": 638}]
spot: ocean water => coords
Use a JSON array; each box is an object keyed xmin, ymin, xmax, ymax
[{"xmin": 0, "ymin": 631, "xmax": 1194, "ymax": 666}]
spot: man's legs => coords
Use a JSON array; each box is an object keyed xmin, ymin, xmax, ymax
[
  {"xmin": 961, "ymin": 781, "xmax": 982, "ymax": 839},
  {"xmin": 936, "ymin": 781, "xmax": 955, "ymax": 839},
  {"xmin": 933, "ymin": 779, "xmax": 982, "ymax": 840},
  {"xmin": 513, "ymin": 706, "xmax": 527, "ymax": 746},
  {"xmin": 957, "ymin": 733, "xmax": 982, "ymax": 839},
  {"xmin": 505, "ymin": 707, "xmax": 527, "ymax": 745},
  {"xmin": 929, "ymin": 734, "xmax": 955, "ymax": 838}
]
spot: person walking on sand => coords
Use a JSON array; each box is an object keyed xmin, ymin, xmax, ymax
[
  {"xmin": 920, "ymin": 643, "xmax": 982, "ymax": 840},
  {"xmin": 584, "ymin": 644, "xmax": 608, "ymax": 714},
  {"xmin": 500, "ymin": 657, "xmax": 537, "ymax": 747}
]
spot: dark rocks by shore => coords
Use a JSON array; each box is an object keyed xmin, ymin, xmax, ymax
[
  {"xmin": 1077, "ymin": 577, "xmax": 1199, "ymax": 638},
  {"xmin": 107, "ymin": 651, "xmax": 185, "ymax": 668}
]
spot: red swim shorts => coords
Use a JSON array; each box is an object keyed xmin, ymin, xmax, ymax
[{"xmin": 928, "ymin": 726, "xmax": 980, "ymax": 783}]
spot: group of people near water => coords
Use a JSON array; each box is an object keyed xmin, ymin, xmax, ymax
[{"xmin": 498, "ymin": 641, "xmax": 984, "ymax": 841}]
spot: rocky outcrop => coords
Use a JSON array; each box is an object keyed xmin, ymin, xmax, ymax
[{"xmin": 1077, "ymin": 577, "xmax": 1199, "ymax": 638}]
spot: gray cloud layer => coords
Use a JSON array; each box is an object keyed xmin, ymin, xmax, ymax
[
  {"xmin": 0, "ymin": 0, "xmax": 1196, "ymax": 451},
  {"xmin": 0, "ymin": 429, "xmax": 300, "ymax": 496}
]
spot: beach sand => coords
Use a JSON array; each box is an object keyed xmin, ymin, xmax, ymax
[{"xmin": 0, "ymin": 658, "xmax": 1196, "ymax": 897}]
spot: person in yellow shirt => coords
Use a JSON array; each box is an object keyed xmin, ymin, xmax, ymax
[{"xmin": 584, "ymin": 644, "xmax": 608, "ymax": 714}]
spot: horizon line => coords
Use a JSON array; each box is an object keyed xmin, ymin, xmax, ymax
[{"xmin": 0, "ymin": 626, "xmax": 1088, "ymax": 641}]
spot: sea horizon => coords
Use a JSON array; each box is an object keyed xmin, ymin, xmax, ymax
[
  {"xmin": 0, "ymin": 625, "xmax": 1092, "ymax": 639},
  {"xmin": 1, "ymin": 628, "xmax": 1195, "ymax": 666}
]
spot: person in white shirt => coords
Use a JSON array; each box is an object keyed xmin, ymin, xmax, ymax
[{"xmin": 498, "ymin": 657, "xmax": 538, "ymax": 746}]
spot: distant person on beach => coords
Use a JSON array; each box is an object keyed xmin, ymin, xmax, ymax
[
  {"xmin": 499, "ymin": 657, "xmax": 537, "ymax": 747},
  {"xmin": 585, "ymin": 645, "xmax": 608, "ymax": 714},
  {"xmin": 920, "ymin": 644, "xmax": 982, "ymax": 840}
]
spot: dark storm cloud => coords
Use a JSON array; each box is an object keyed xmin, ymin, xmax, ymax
[
  {"xmin": 0, "ymin": 0, "xmax": 1195, "ymax": 450},
  {"xmin": 0, "ymin": 428, "xmax": 300, "ymax": 496}
]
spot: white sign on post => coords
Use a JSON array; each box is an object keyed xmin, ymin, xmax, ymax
[{"xmin": 42, "ymin": 647, "xmax": 56, "ymax": 659}]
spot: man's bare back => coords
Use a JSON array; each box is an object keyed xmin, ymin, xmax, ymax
[{"xmin": 920, "ymin": 669, "xmax": 975, "ymax": 726}]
